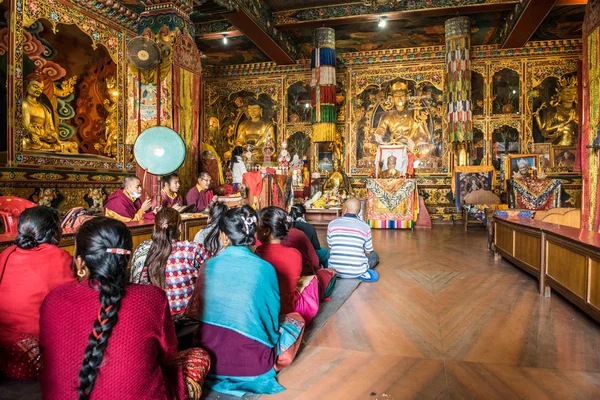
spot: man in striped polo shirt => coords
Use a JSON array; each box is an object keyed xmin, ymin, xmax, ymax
[{"xmin": 327, "ymin": 198, "xmax": 380, "ymax": 282}]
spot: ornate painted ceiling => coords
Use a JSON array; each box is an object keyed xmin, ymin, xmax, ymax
[{"xmin": 115, "ymin": 0, "xmax": 588, "ymax": 66}]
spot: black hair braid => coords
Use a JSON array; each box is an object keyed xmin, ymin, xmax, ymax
[
  {"xmin": 75, "ymin": 217, "xmax": 132, "ymax": 400},
  {"xmin": 77, "ymin": 280, "xmax": 124, "ymax": 400}
]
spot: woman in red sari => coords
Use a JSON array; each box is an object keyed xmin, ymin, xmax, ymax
[{"xmin": 0, "ymin": 206, "xmax": 74, "ymax": 380}]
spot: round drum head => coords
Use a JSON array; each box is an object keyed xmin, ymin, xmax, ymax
[{"xmin": 134, "ymin": 127, "xmax": 186, "ymax": 175}]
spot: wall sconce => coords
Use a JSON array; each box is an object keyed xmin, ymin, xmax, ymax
[
  {"xmin": 222, "ymin": 35, "xmax": 228, "ymax": 45},
  {"xmin": 377, "ymin": 17, "xmax": 387, "ymax": 28}
]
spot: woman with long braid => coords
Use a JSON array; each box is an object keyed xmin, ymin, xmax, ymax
[{"xmin": 40, "ymin": 217, "xmax": 211, "ymax": 399}]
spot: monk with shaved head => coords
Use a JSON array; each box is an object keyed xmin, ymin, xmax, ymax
[
  {"xmin": 326, "ymin": 198, "xmax": 380, "ymax": 282},
  {"xmin": 104, "ymin": 175, "xmax": 153, "ymax": 222}
]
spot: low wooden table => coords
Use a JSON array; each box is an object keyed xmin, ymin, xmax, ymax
[
  {"xmin": 0, "ymin": 215, "xmax": 207, "ymax": 255},
  {"xmin": 305, "ymin": 208, "xmax": 341, "ymax": 227}
]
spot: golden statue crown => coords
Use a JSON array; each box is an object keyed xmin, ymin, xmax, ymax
[
  {"xmin": 391, "ymin": 82, "xmax": 409, "ymax": 92},
  {"xmin": 558, "ymin": 75, "xmax": 577, "ymax": 88}
]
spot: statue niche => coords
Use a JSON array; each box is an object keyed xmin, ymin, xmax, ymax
[
  {"xmin": 533, "ymin": 74, "xmax": 578, "ymax": 146},
  {"xmin": 235, "ymin": 98, "xmax": 276, "ymax": 164},
  {"xmin": 355, "ymin": 79, "xmax": 443, "ymax": 171},
  {"xmin": 18, "ymin": 18, "xmax": 121, "ymax": 158}
]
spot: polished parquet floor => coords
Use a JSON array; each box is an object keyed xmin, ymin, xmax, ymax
[{"xmin": 266, "ymin": 226, "xmax": 600, "ymax": 400}]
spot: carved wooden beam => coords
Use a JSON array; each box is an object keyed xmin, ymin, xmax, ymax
[
  {"xmin": 273, "ymin": 0, "xmax": 518, "ymax": 27},
  {"xmin": 210, "ymin": 0, "xmax": 303, "ymax": 64},
  {"xmin": 500, "ymin": 0, "xmax": 560, "ymax": 49}
]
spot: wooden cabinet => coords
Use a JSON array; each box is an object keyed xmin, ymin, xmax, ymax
[{"xmin": 494, "ymin": 215, "xmax": 600, "ymax": 322}]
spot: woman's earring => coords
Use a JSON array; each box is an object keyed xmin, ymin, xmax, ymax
[{"xmin": 77, "ymin": 269, "xmax": 86, "ymax": 278}]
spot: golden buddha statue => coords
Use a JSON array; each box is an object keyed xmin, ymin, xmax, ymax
[
  {"xmin": 323, "ymin": 159, "xmax": 351, "ymax": 196},
  {"xmin": 236, "ymin": 103, "xmax": 276, "ymax": 164},
  {"xmin": 374, "ymin": 82, "xmax": 430, "ymax": 150},
  {"xmin": 22, "ymin": 74, "xmax": 78, "ymax": 153},
  {"xmin": 329, "ymin": 132, "xmax": 344, "ymax": 163},
  {"xmin": 380, "ymin": 155, "xmax": 400, "ymax": 179},
  {"xmin": 95, "ymin": 76, "xmax": 119, "ymax": 157},
  {"xmin": 534, "ymin": 76, "xmax": 578, "ymax": 146}
]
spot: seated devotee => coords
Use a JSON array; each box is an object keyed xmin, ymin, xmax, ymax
[
  {"xmin": 186, "ymin": 206, "xmax": 305, "ymax": 397},
  {"xmin": 256, "ymin": 206, "xmax": 319, "ymax": 324},
  {"xmin": 230, "ymin": 145, "xmax": 247, "ymax": 192},
  {"xmin": 104, "ymin": 175, "xmax": 153, "ymax": 222},
  {"xmin": 290, "ymin": 204, "xmax": 329, "ymax": 267},
  {"xmin": 0, "ymin": 206, "xmax": 75, "ymax": 380},
  {"xmin": 40, "ymin": 217, "xmax": 210, "ymax": 400},
  {"xmin": 130, "ymin": 208, "xmax": 210, "ymax": 315},
  {"xmin": 186, "ymin": 171, "xmax": 217, "ymax": 213},
  {"xmin": 282, "ymin": 223, "xmax": 337, "ymax": 299},
  {"xmin": 154, "ymin": 173, "xmax": 185, "ymax": 211},
  {"xmin": 327, "ymin": 198, "xmax": 380, "ymax": 282},
  {"xmin": 194, "ymin": 203, "xmax": 228, "ymax": 257}
]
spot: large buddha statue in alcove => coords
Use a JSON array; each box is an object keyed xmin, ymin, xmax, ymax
[
  {"xmin": 22, "ymin": 71, "xmax": 78, "ymax": 153},
  {"xmin": 235, "ymin": 100, "xmax": 276, "ymax": 163},
  {"xmin": 373, "ymin": 81, "xmax": 430, "ymax": 149}
]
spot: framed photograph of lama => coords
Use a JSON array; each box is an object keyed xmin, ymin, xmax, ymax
[
  {"xmin": 505, "ymin": 154, "xmax": 539, "ymax": 181},
  {"xmin": 531, "ymin": 143, "xmax": 552, "ymax": 170},
  {"xmin": 552, "ymin": 147, "xmax": 576, "ymax": 171}
]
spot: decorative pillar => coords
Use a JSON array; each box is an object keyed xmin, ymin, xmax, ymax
[
  {"xmin": 445, "ymin": 16, "xmax": 472, "ymax": 166},
  {"xmin": 311, "ymin": 28, "xmax": 337, "ymax": 143},
  {"xmin": 580, "ymin": 0, "xmax": 600, "ymax": 231},
  {"xmin": 132, "ymin": 1, "xmax": 202, "ymax": 194}
]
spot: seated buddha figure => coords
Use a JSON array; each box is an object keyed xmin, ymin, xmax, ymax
[
  {"xmin": 323, "ymin": 159, "xmax": 352, "ymax": 196},
  {"xmin": 236, "ymin": 101, "xmax": 276, "ymax": 164},
  {"xmin": 534, "ymin": 76, "xmax": 578, "ymax": 146},
  {"xmin": 374, "ymin": 81, "xmax": 430, "ymax": 150},
  {"xmin": 22, "ymin": 72, "xmax": 78, "ymax": 153},
  {"xmin": 380, "ymin": 155, "xmax": 401, "ymax": 179}
]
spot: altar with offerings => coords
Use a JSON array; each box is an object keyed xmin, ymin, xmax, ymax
[{"xmin": 365, "ymin": 178, "xmax": 419, "ymax": 229}]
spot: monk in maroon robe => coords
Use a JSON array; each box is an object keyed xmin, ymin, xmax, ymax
[
  {"xmin": 104, "ymin": 176, "xmax": 153, "ymax": 222},
  {"xmin": 151, "ymin": 173, "xmax": 185, "ymax": 211},
  {"xmin": 186, "ymin": 171, "xmax": 216, "ymax": 213}
]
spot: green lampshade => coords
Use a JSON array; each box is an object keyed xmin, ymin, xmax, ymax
[{"xmin": 133, "ymin": 127, "xmax": 186, "ymax": 175}]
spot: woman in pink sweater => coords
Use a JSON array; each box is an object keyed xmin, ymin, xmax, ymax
[{"xmin": 40, "ymin": 217, "xmax": 210, "ymax": 399}]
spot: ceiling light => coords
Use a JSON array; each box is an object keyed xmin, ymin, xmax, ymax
[
  {"xmin": 378, "ymin": 17, "xmax": 387, "ymax": 28},
  {"xmin": 222, "ymin": 35, "xmax": 228, "ymax": 45}
]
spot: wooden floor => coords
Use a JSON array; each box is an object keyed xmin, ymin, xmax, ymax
[{"xmin": 266, "ymin": 226, "xmax": 600, "ymax": 400}]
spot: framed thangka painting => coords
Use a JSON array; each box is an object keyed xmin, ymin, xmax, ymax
[{"xmin": 349, "ymin": 65, "xmax": 446, "ymax": 175}]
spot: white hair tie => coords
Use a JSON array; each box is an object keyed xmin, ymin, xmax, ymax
[{"xmin": 242, "ymin": 215, "xmax": 257, "ymax": 235}]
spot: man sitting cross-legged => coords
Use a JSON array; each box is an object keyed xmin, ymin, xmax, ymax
[{"xmin": 327, "ymin": 198, "xmax": 380, "ymax": 282}]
